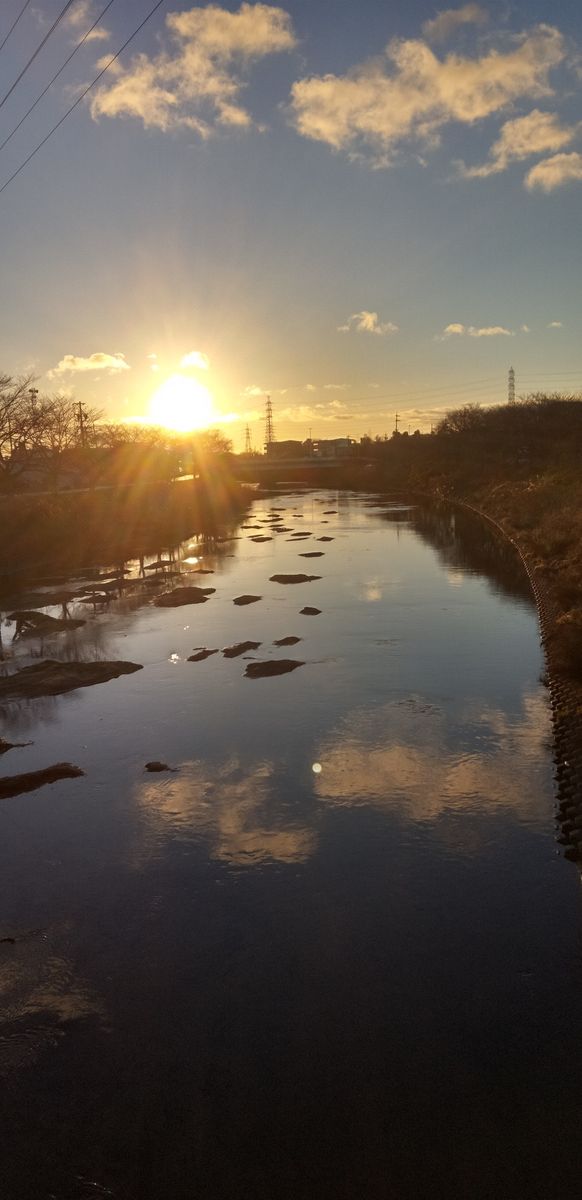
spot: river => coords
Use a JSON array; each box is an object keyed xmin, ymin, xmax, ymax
[{"xmin": 1, "ymin": 491, "xmax": 582, "ymax": 1199}]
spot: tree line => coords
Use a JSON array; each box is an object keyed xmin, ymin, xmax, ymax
[{"xmin": 0, "ymin": 373, "xmax": 233, "ymax": 490}]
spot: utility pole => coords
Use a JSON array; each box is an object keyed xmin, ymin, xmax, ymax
[
  {"xmin": 394, "ymin": 412, "xmax": 399, "ymax": 434},
  {"xmin": 508, "ymin": 365, "xmax": 515, "ymax": 404},
  {"xmin": 264, "ymin": 395, "xmax": 275, "ymax": 451},
  {"xmin": 77, "ymin": 401, "xmax": 87, "ymax": 447},
  {"xmin": 244, "ymin": 424, "xmax": 252, "ymax": 455}
]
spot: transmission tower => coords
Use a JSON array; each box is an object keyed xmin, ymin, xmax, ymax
[
  {"xmin": 508, "ymin": 365, "xmax": 515, "ymax": 404},
  {"xmin": 244, "ymin": 424, "xmax": 252, "ymax": 455},
  {"xmin": 264, "ymin": 395, "xmax": 275, "ymax": 449}
]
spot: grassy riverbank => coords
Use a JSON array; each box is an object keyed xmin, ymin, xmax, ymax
[
  {"xmin": 0, "ymin": 472, "xmax": 249, "ymax": 591},
  {"xmin": 343, "ymin": 397, "xmax": 582, "ymax": 677}
]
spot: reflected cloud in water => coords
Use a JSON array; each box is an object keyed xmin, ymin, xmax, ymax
[
  {"xmin": 134, "ymin": 758, "xmax": 317, "ymax": 868},
  {"xmin": 0, "ymin": 932, "xmax": 104, "ymax": 1078},
  {"xmin": 312, "ymin": 690, "xmax": 552, "ymax": 829},
  {"xmin": 363, "ymin": 579, "xmax": 382, "ymax": 602}
]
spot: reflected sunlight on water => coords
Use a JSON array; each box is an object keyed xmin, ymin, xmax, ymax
[{"xmin": 1, "ymin": 491, "xmax": 581, "ymax": 1200}]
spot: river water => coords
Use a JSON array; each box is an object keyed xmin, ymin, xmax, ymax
[{"xmin": 1, "ymin": 491, "xmax": 582, "ymax": 1199}]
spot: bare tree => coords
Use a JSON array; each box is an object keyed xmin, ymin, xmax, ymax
[{"xmin": 0, "ymin": 374, "xmax": 43, "ymax": 482}]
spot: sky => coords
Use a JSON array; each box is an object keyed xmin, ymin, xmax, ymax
[{"xmin": 0, "ymin": 0, "xmax": 581, "ymax": 449}]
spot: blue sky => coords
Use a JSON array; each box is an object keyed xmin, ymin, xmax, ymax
[{"xmin": 0, "ymin": 0, "xmax": 581, "ymax": 447}]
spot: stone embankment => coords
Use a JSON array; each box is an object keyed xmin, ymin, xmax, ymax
[{"xmin": 461, "ymin": 500, "xmax": 582, "ymax": 864}]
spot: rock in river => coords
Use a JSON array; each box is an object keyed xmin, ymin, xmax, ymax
[
  {"xmin": 145, "ymin": 761, "xmax": 177, "ymax": 773},
  {"xmin": 270, "ymin": 574, "xmax": 321, "ymax": 584},
  {"xmin": 8, "ymin": 610, "xmax": 85, "ymax": 637},
  {"xmin": 273, "ymin": 636, "xmax": 302, "ymax": 646},
  {"xmin": 0, "ymin": 736, "xmax": 32, "ymax": 755},
  {"xmin": 188, "ymin": 648, "xmax": 219, "ymax": 662},
  {"xmin": 233, "ymin": 595, "xmax": 262, "ymax": 606},
  {"xmin": 0, "ymin": 763, "xmax": 85, "ymax": 800},
  {"xmin": 300, "ymin": 607, "xmax": 321, "ymax": 616},
  {"xmin": 0, "ymin": 660, "xmax": 143, "ymax": 702},
  {"xmin": 244, "ymin": 659, "xmax": 304, "ymax": 679},
  {"xmin": 223, "ymin": 641, "xmax": 261, "ymax": 658},
  {"xmin": 299, "ymin": 552, "xmax": 324, "ymax": 558},
  {"xmin": 155, "ymin": 586, "xmax": 215, "ymax": 607}
]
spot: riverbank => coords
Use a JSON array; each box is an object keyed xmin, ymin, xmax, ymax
[
  {"xmin": 337, "ymin": 397, "xmax": 582, "ymax": 853},
  {"xmin": 0, "ymin": 473, "xmax": 250, "ymax": 593},
  {"xmin": 456, "ymin": 483, "xmax": 582, "ymax": 861}
]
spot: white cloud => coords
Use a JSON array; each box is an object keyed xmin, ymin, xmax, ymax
[
  {"xmin": 65, "ymin": 1, "xmax": 110, "ymax": 42},
  {"xmin": 469, "ymin": 325, "xmax": 514, "ymax": 337},
  {"xmin": 525, "ymin": 151, "xmax": 582, "ymax": 191},
  {"xmin": 241, "ymin": 383, "xmax": 265, "ymax": 397},
  {"xmin": 547, "ymin": 320, "xmax": 563, "ymax": 327},
  {"xmin": 323, "ymin": 382, "xmax": 350, "ymax": 391},
  {"xmin": 180, "ymin": 350, "xmax": 210, "ymax": 369},
  {"xmin": 289, "ymin": 24, "xmax": 565, "ymax": 167},
  {"xmin": 49, "ymin": 352, "xmax": 130, "ymax": 377},
  {"xmin": 521, "ymin": 324, "xmax": 531, "ymax": 332},
  {"xmin": 440, "ymin": 323, "xmax": 513, "ymax": 338},
  {"xmin": 90, "ymin": 2, "xmax": 297, "ymax": 135},
  {"xmin": 459, "ymin": 109, "xmax": 577, "ymax": 177},
  {"xmin": 422, "ymin": 4, "xmax": 488, "ymax": 44},
  {"xmin": 305, "ymin": 383, "xmax": 317, "ymax": 392},
  {"xmin": 338, "ymin": 310, "xmax": 399, "ymax": 335}
]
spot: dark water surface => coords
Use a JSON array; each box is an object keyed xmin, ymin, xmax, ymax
[{"xmin": 1, "ymin": 492, "xmax": 582, "ymax": 1200}]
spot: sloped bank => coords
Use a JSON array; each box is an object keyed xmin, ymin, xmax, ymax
[{"xmin": 459, "ymin": 499, "xmax": 582, "ymax": 863}]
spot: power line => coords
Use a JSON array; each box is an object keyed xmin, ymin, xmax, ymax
[
  {"xmin": 0, "ymin": 0, "xmax": 78, "ymax": 113},
  {"xmin": 0, "ymin": 0, "xmax": 118, "ymax": 157},
  {"xmin": 0, "ymin": 0, "xmax": 168, "ymax": 200},
  {"xmin": 0, "ymin": 0, "xmax": 33, "ymax": 57}
]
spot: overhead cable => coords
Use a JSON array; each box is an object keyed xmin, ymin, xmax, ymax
[
  {"xmin": 0, "ymin": 0, "xmax": 33, "ymax": 57},
  {"xmin": 0, "ymin": 0, "xmax": 78, "ymax": 112},
  {"xmin": 0, "ymin": 0, "xmax": 167, "ymax": 199},
  {"xmin": 0, "ymin": 0, "xmax": 118, "ymax": 156}
]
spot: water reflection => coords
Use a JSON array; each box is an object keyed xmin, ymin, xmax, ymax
[
  {"xmin": 135, "ymin": 758, "xmax": 316, "ymax": 867},
  {"xmin": 313, "ymin": 689, "xmax": 551, "ymax": 827},
  {"xmin": 407, "ymin": 502, "xmax": 534, "ymax": 606},
  {"xmin": 0, "ymin": 932, "xmax": 103, "ymax": 1078}
]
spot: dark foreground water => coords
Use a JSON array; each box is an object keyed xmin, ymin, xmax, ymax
[{"xmin": 1, "ymin": 492, "xmax": 582, "ymax": 1200}]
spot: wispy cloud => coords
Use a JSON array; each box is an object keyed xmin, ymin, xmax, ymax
[
  {"xmin": 458, "ymin": 109, "xmax": 577, "ymax": 178},
  {"xmin": 289, "ymin": 23, "xmax": 565, "ymax": 168},
  {"xmin": 278, "ymin": 403, "xmax": 351, "ymax": 424},
  {"xmin": 49, "ymin": 352, "xmax": 130, "ymax": 376},
  {"xmin": 439, "ymin": 323, "xmax": 514, "ymax": 338},
  {"xmin": 65, "ymin": 1, "xmax": 110, "ymax": 43},
  {"xmin": 525, "ymin": 151, "xmax": 582, "ymax": 191},
  {"xmin": 241, "ymin": 384, "xmax": 266, "ymax": 398},
  {"xmin": 422, "ymin": 3, "xmax": 488, "ymax": 44},
  {"xmin": 90, "ymin": 2, "xmax": 297, "ymax": 135},
  {"xmin": 547, "ymin": 320, "xmax": 563, "ymax": 327},
  {"xmin": 338, "ymin": 310, "xmax": 399, "ymax": 335},
  {"xmin": 180, "ymin": 350, "xmax": 210, "ymax": 369}
]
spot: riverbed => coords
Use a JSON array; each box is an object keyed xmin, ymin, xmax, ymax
[{"xmin": 1, "ymin": 491, "xmax": 581, "ymax": 1199}]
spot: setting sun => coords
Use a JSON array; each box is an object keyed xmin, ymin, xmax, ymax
[{"xmin": 148, "ymin": 373, "xmax": 218, "ymax": 432}]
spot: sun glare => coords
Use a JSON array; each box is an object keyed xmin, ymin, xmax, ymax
[{"xmin": 148, "ymin": 373, "xmax": 217, "ymax": 432}]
